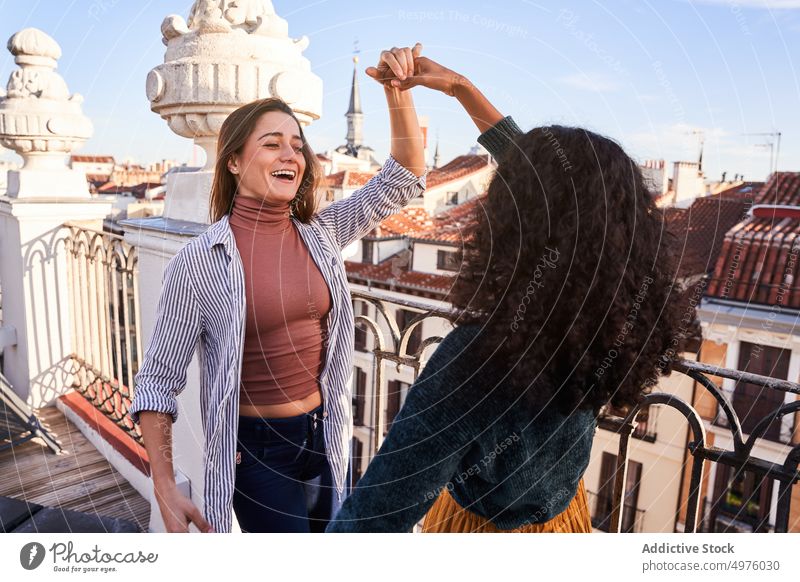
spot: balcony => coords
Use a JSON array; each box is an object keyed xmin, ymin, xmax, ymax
[{"xmin": 1, "ymin": 225, "xmax": 799, "ymax": 533}]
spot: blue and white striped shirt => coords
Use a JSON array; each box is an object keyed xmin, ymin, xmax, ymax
[{"xmin": 129, "ymin": 155, "xmax": 426, "ymax": 533}]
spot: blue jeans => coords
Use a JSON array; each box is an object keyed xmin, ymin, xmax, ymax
[{"xmin": 233, "ymin": 404, "xmax": 334, "ymax": 533}]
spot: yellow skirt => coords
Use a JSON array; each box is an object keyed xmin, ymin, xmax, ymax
[{"xmin": 422, "ymin": 478, "xmax": 592, "ymax": 533}]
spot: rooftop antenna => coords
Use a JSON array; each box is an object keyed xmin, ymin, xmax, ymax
[{"xmin": 741, "ymin": 131, "xmax": 781, "ymax": 178}]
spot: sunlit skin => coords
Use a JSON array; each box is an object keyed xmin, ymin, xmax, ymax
[{"xmin": 227, "ymin": 110, "xmax": 307, "ymax": 206}]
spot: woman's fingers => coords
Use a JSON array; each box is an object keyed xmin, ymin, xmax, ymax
[
  {"xmin": 369, "ymin": 44, "xmax": 426, "ymax": 89},
  {"xmin": 381, "ymin": 49, "xmax": 405, "ymax": 80},
  {"xmin": 188, "ymin": 503, "xmax": 214, "ymax": 533},
  {"xmin": 402, "ymin": 47, "xmax": 415, "ymax": 78},
  {"xmin": 392, "ymin": 47, "xmax": 409, "ymax": 80}
]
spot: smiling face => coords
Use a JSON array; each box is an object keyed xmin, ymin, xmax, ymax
[{"xmin": 228, "ymin": 110, "xmax": 307, "ymax": 205}]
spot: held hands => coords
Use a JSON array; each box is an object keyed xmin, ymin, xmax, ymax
[
  {"xmin": 366, "ymin": 43, "xmax": 464, "ymax": 97},
  {"xmin": 365, "ymin": 43, "xmax": 422, "ymax": 88}
]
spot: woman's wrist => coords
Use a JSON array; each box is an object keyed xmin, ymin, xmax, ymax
[
  {"xmin": 451, "ymin": 73, "xmax": 475, "ymax": 100},
  {"xmin": 383, "ymin": 83, "xmax": 414, "ymax": 105},
  {"xmin": 153, "ymin": 474, "xmax": 177, "ymax": 493}
]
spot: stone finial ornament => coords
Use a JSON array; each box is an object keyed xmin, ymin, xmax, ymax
[
  {"xmin": 0, "ymin": 28, "xmax": 93, "ymax": 172},
  {"xmin": 146, "ymin": 0, "xmax": 322, "ymax": 171}
]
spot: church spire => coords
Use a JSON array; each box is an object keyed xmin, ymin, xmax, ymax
[
  {"xmin": 345, "ymin": 43, "xmax": 363, "ymax": 151},
  {"xmin": 347, "ymin": 56, "xmax": 362, "ymax": 116},
  {"xmin": 433, "ymin": 133, "xmax": 441, "ymax": 168}
]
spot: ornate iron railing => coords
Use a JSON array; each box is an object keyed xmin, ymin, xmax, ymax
[
  {"xmin": 351, "ymin": 289, "xmax": 800, "ymax": 533},
  {"xmin": 64, "ymin": 222, "xmax": 142, "ymax": 444},
  {"xmin": 351, "ymin": 290, "xmax": 458, "ymax": 455},
  {"xmin": 602, "ymin": 360, "xmax": 798, "ymax": 533}
]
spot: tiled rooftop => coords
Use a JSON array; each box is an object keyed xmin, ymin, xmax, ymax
[
  {"xmin": 427, "ymin": 154, "xmax": 492, "ymax": 189},
  {"xmin": 408, "ymin": 196, "xmax": 484, "ymax": 245},
  {"xmin": 754, "ymin": 172, "xmax": 800, "ymax": 206},
  {"xmin": 365, "ymin": 207, "xmax": 433, "ymax": 240},
  {"xmin": 707, "ymin": 215, "xmax": 800, "ymax": 307},
  {"xmin": 667, "ymin": 188, "xmax": 758, "ymax": 278},
  {"xmin": 324, "ymin": 170, "xmax": 377, "ymax": 189},
  {"xmin": 345, "ymin": 258, "xmax": 455, "ymax": 296}
]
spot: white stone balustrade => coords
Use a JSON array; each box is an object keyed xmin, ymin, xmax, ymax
[{"xmin": 0, "ymin": 28, "xmax": 112, "ymax": 408}]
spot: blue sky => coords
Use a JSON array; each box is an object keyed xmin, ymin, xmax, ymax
[{"xmin": 1, "ymin": 0, "xmax": 799, "ymax": 183}]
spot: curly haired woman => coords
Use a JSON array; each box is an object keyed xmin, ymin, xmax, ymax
[{"xmin": 327, "ymin": 55, "xmax": 687, "ymax": 533}]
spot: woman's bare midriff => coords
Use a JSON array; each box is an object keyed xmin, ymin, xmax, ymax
[{"xmin": 238, "ymin": 389, "xmax": 323, "ymax": 418}]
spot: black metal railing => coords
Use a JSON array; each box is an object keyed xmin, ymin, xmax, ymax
[{"xmin": 350, "ymin": 290, "xmax": 800, "ymax": 533}]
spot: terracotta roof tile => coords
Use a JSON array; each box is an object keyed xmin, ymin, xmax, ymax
[
  {"xmin": 325, "ymin": 171, "xmax": 345, "ymax": 188},
  {"xmin": 707, "ymin": 216, "xmax": 800, "ymax": 307},
  {"xmin": 71, "ymin": 155, "xmax": 115, "ymax": 164},
  {"xmin": 367, "ymin": 207, "xmax": 433, "ymax": 239},
  {"xmin": 345, "ymin": 259, "xmax": 455, "ymax": 296},
  {"xmin": 427, "ymin": 154, "xmax": 492, "ymax": 188},
  {"xmin": 345, "ymin": 171, "xmax": 377, "ymax": 188},
  {"xmin": 408, "ymin": 196, "xmax": 484, "ymax": 245},
  {"xmin": 754, "ymin": 172, "xmax": 800, "ymax": 206},
  {"xmin": 667, "ymin": 189, "xmax": 757, "ymax": 278},
  {"xmin": 324, "ymin": 169, "xmax": 377, "ymax": 189}
]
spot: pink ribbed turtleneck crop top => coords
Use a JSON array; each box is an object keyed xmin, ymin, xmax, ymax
[{"xmin": 228, "ymin": 194, "xmax": 332, "ymax": 406}]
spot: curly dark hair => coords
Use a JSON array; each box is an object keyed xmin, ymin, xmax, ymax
[{"xmin": 450, "ymin": 125, "xmax": 689, "ymax": 416}]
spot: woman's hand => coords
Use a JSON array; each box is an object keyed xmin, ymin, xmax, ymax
[
  {"xmin": 366, "ymin": 43, "xmax": 423, "ymax": 88},
  {"xmin": 373, "ymin": 53, "xmax": 504, "ymax": 134},
  {"xmin": 366, "ymin": 43, "xmax": 426, "ymax": 177},
  {"xmin": 373, "ymin": 55, "xmax": 465, "ymax": 97},
  {"xmin": 154, "ymin": 483, "xmax": 215, "ymax": 533}
]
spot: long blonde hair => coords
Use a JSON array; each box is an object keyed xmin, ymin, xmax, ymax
[{"xmin": 208, "ymin": 98, "xmax": 322, "ymax": 223}]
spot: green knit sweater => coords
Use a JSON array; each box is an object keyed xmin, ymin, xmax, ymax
[{"xmin": 326, "ymin": 117, "xmax": 598, "ymax": 532}]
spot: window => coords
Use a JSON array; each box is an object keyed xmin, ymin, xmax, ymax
[
  {"xmin": 395, "ymin": 309, "xmax": 422, "ymax": 356},
  {"xmin": 353, "ymin": 301, "xmax": 368, "ymax": 352},
  {"xmin": 351, "ymin": 437, "xmax": 364, "ymax": 486},
  {"xmin": 436, "ymin": 249, "xmax": 461, "ymax": 272},
  {"xmin": 352, "ymin": 367, "xmax": 367, "ymax": 426},
  {"xmin": 361, "ymin": 240, "xmax": 374, "ymax": 263},
  {"xmin": 447, "ymin": 191, "xmax": 458, "ymax": 205},
  {"xmin": 385, "ymin": 380, "xmax": 410, "ymax": 435},
  {"xmin": 594, "ymin": 452, "xmax": 643, "ymax": 533},
  {"xmin": 732, "ymin": 342, "xmax": 790, "ymax": 442},
  {"xmin": 325, "ymin": 189, "xmax": 334, "ymax": 202},
  {"xmin": 710, "ymin": 465, "xmax": 772, "ymax": 532}
]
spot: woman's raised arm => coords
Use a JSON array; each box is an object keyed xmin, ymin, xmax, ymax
[
  {"xmin": 315, "ymin": 44, "xmax": 427, "ymax": 249},
  {"xmin": 372, "ymin": 56, "xmax": 523, "ymax": 160}
]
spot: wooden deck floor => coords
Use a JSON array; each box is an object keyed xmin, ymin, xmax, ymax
[{"xmin": 0, "ymin": 404, "xmax": 150, "ymax": 532}]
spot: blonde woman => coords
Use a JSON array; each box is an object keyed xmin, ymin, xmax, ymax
[{"xmin": 129, "ymin": 44, "xmax": 426, "ymax": 533}]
